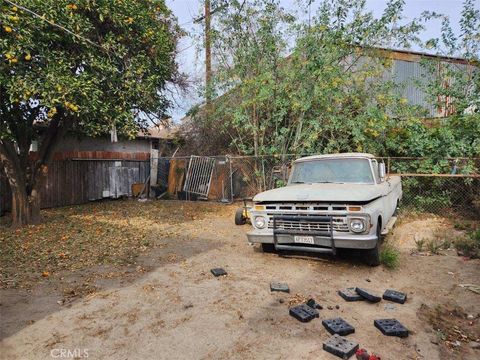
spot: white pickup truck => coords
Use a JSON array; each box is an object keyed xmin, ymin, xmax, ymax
[{"xmin": 247, "ymin": 153, "xmax": 402, "ymax": 266}]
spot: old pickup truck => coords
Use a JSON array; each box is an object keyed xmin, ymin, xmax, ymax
[{"xmin": 247, "ymin": 153, "xmax": 402, "ymax": 265}]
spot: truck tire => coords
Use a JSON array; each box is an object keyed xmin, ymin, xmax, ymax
[
  {"xmin": 235, "ymin": 208, "xmax": 246, "ymax": 225},
  {"xmin": 364, "ymin": 223, "xmax": 381, "ymax": 266},
  {"xmin": 261, "ymin": 243, "xmax": 276, "ymax": 253}
]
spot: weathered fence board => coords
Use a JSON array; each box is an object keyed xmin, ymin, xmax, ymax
[{"xmin": 0, "ymin": 160, "xmax": 149, "ymax": 215}]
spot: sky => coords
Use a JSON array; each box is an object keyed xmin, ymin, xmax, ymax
[{"xmin": 165, "ymin": 0, "xmax": 468, "ymax": 122}]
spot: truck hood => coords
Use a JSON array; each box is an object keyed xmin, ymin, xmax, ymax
[{"xmin": 253, "ymin": 183, "xmax": 383, "ymax": 203}]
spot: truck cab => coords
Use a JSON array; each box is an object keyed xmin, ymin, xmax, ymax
[{"xmin": 247, "ymin": 153, "xmax": 402, "ymax": 265}]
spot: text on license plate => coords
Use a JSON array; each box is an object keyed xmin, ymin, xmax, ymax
[{"xmin": 294, "ymin": 236, "xmax": 314, "ymax": 244}]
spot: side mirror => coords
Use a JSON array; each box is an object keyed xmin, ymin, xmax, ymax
[{"xmin": 379, "ymin": 163, "xmax": 386, "ymax": 181}]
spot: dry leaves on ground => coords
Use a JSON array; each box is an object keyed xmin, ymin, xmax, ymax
[{"xmin": 0, "ymin": 200, "xmax": 224, "ymax": 289}]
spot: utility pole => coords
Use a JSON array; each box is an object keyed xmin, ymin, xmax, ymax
[
  {"xmin": 205, "ymin": 0, "xmax": 212, "ymax": 117},
  {"xmin": 195, "ymin": 1, "xmax": 229, "ymax": 117}
]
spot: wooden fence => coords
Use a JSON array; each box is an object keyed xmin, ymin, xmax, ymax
[{"xmin": 0, "ymin": 159, "xmax": 150, "ymax": 215}]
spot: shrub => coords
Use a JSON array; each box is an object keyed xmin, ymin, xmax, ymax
[
  {"xmin": 414, "ymin": 194, "xmax": 452, "ymax": 212},
  {"xmin": 455, "ymin": 229, "xmax": 480, "ymax": 259},
  {"xmin": 415, "ymin": 239, "xmax": 425, "ymax": 252},
  {"xmin": 426, "ymin": 240, "xmax": 441, "ymax": 254},
  {"xmin": 441, "ymin": 239, "xmax": 452, "ymax": 250},
  {"xmin": 380, "ymin": 245, "xmax": 400, "ymax": 269}
]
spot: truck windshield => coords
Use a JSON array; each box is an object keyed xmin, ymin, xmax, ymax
[{"xmin": 289, "ymin": 158, "xmax": 374, "ymax": 184}]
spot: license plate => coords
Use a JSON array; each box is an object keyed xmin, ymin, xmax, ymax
[{"xmin": 294, "ymin": 236, "xmax": 314, "ymax": 244}]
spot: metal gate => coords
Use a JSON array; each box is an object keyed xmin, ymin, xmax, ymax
[{"xmin": 183, "ymin": 156, "xmax": 216, "ymax": 198}]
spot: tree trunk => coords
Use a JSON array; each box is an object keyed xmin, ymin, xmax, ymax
[
  {"xmin": 2, "ymin": 160, "xmax": 43, "ymax": 227},
  {"xmin": 10, "ymin": 185, "xmax": 41, "ymax": 227},
  {"xmin": 10, "ymin": 188, "xmax": 28, "ymax": 227},
  {"xmin": 1, "ymin": 111, "xmax": 71, "ymax": 227}
]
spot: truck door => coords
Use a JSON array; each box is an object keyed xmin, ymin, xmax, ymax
[{"xmin": 372, "ymin": 159, "xmax": 396, "ymax": 222}]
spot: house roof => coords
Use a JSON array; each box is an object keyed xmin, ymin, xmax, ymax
[{"xmin": 137, "ymin": 126, "xmax": 177, "ymax": 140}]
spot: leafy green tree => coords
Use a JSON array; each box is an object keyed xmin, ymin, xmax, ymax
[
  {"xmin": 415, "ymin": 0, "xmax": 480, "ymax": 158},
  {"xmin": 0, "ymin": 0, "xmax": 182, "ymax": 226},
  {"xmin": 197, "ymin": 0, "xmax": 424, "ymax": 159},
  {"xmin": 269, "ymin": 0, "xmax": 425, "ymax": 156},
  {"xmin": 186, "ymin": 0, "xmax": 478, "ymax": 162}
]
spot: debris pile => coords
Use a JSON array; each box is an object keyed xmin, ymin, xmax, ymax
[
  {"xmin": 276, "ymin": 280, "xmax": 410, "ymax": 359},
  {"xmin": 207, "ymin": 271, "xmax": 413, "ymax": 359}
]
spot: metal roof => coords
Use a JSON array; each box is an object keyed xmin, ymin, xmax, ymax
[
  {"xmin": 295, "ymin": 153, "xmax": 375, "ymax": 162},
  {"xmin": 373, "ymin": 46, "xmax": 475, "ymax": 65}
]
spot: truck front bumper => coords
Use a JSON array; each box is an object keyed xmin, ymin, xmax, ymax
[{"xmin": 247, "ymin": 229, "xmax": 378, "ymax": 249}]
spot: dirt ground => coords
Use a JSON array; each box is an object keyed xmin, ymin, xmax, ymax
[{"xmin": 0, "ymin": 200, "xmax": 479, "ymax": 360}]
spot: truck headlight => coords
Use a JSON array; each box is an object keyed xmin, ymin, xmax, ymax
[
  {"xmin": 349, "ymin": 218, "xmax": 366, "ymax": 233},
  {"xmin": 254, "ymin": 216, "xmax": 267, "ymax": 229}
]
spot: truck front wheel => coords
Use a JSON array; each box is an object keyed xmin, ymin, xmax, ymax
[
  {"xmin": 364, "ymin": 223, "xmax": 381, "ymax": 266},
  {"xmin": 235, "ymin": 208, "xmax": 247, "ymax": 225}
]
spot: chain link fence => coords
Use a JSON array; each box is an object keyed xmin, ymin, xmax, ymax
[
  {"xmin": 154, "ymin": 155, "xmax": 479, "ymax": 218},
  {"xmin": 397, "ymin": 175, "xmax": 479, "ymax": 216},
  {"xmin": 230, "ymin": 155, "xmax": 480, "ymax": 218},
  {"xmin": 156, "ymin": 156, "xmax": 232, "ymax": 202},
  {"xmin": 385, "ymin": 157, "xmax": 480, "ymax": 217}
]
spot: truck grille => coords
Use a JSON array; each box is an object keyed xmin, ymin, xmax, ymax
[
  {"xmin": 268, "ymin": 217, "xmax": 349, "ymax": 232},
  {"xmin": 263, "ymin": 202, "xmax": 351, "ymax": 233}
]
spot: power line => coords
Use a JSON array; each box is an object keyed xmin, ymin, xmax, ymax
[
  {"xmin": 5, "ymin": 0, "xmax": 193, "ymax": 59},
  {"xmin": 177, "ymin": 43, "xmax": 195, "ymax": 53},
  {"xmin": 3, "ymin": 0, "xmax": 113, "ymax": 54},
  {"xmin": 179, "ymin": 18, "xmax": 197, "ymax": 27}
]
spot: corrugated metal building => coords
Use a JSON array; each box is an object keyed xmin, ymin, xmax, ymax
[{"xmin": 374, "ymin": 48, "xmax": 474, "ymax": 118}]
